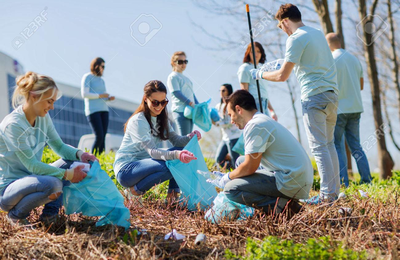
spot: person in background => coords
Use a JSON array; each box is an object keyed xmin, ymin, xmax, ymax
[
  {"xmin": 325, "ymin": 32, "xmax": 371, "ymax": 187},
  {"xmin": 214, "ymin": 84, "xmax": 241, "ymax": 169},
  {"xmin": 238, "ymin": 42, "xmax": 277, "ymax": 120},
  {"xmin": 81, "ymin": 57, "xmax": 115, "ymax": 155},
  {"xmin": 114, "ymin": 80, "xmax": 201, "ymax": 203},
  {"xmin": 211, "ymin": 90, "xmax": 313, "ymax": 216},
  {"xmin": 167, "ymin": 51, "xmax": 199, "ymax": 136},
  {"xmin": 0, "ymin": 72, "xmax": 97, "ymax": 226},
  {"xmin": 251, "ymin": 4, "xmax": 339, "ymax": 204}
]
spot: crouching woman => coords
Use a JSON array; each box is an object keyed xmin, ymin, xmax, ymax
[
  {"xmin": 0, "ymin": 72, "xmax": 97, "ymax": 226},
  {"xmin": 114, "ymin": 80, "xmax": 200, "ymax": 201}
]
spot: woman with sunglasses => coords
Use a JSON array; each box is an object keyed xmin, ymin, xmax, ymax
[
  {"xmin": 81, "ymin": 57, "xmax": 115, "ymax": 155},
  {"xmin": 238, "ymin": 43, "xmax": 277, "ymax": 120},
  {"xmin": 0, "ymin": 71, "xmax": 97, "ymax": 226},
  {"xmin": 214, "ymin": 84, "xmax": 241, "ymax": 169},
  {"xmin": 167, "ymin": 51, "xmax": 199, "ymax": 136},
  {"xmin": 114, "ymin": 80, "xmax": 201, "ymax": 202}
]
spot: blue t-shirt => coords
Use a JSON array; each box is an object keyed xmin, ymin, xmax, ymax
[
  {"xmin": 285, "ymin": 26, "xmax": 338, "ymax": 100},
  {"xmin": 332, "ymin": 49, "xmax": 364, "ymax": 114},
  {"xmin": 81, "ymin": 72, "xmax": 109, "ymax": 116},
  {"xmin": 237, "ymin": 63, "xmax": 269, "ymax": 100},
  {"xmin": 167, "ymin": 71, "xmax": 195, "ymax": 113},
  {"xmin": 243, "ymin": 112, "xmax": 313, "ymax": 199}
]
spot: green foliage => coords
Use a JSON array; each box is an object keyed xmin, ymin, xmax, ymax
[{"xmin": 225, "ymin": 236, "xmax": 367, "ymax": 260}]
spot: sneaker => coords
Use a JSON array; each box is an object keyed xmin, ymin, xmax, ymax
[
  {"xmin": 39, "ymin": 214, "xmax": 60, "ymax": 225},
  {"xmin": 6, "ymin": 213, "xmax": 34, "ymax": 228},
  {"xmin": 124, "ymin": 189, "xmax": 143, "ymax": 205},
  {"xmin": 302, "ymin": 195, "xmax": 336, "ymax": 205}
]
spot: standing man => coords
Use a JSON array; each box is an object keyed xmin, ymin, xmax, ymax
[
  {"xmin": 212, "ymin": 90, "xmax": 313, "ymax": 215},
  {"xmin": 326, "ymin": 33, "xmax": 371, "ymax": 187},
  {"xmin": 251, "ymin": 4, "xmax": 339, "ymax": 204}
]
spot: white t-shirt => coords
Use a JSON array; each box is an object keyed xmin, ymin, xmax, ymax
[
  {"xmin": 243, "ymin": 112, "xmax": 313, "ymax": 199},
  {"xmin": 215, "ymin": 102, "xmax": 242, "ymax": 141}
]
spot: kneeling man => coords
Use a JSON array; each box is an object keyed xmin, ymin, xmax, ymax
[{"xmin": 219, "ymin": 90, "xmax": 313, "ymax": 214}]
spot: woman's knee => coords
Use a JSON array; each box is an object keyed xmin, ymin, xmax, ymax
[{"xmin": 44, "ymin": 177, "xmax": 63, "ymax": 198}]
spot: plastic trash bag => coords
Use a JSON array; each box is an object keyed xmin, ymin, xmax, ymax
[
  {"xmin": 205, "ymin": 192, "xmax": 255, "ymax": 224},
  {"xmin": 63, "ymin": 161, "xmax": 131, "ymax": 229},
  {"xmin": 231, "ymin": 133, "xmax": 245, "ymax": 156},
  {"xmin": 192, "ymin": 99, "xmax": 212, "ymax": 132},
  {"xmin": 210, "ymin": 108, "xmax": 220, "ymax": 122},
  {"xmin": 166, "ymin": 137, "xmax": 218, "ymax": 211},
  {"xmin": 260, "ymin": 59, "xmax": 285, "ymax": 72},
  {"xmin": 184, "ymin": 106, "xmax": 193, "ymax": 119}
]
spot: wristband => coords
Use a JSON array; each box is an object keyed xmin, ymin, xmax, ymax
[
  {"xmin": 76, "ymin": 150, "xmax": 84, "ymax": 161},
  {"xmin": 227, "ymin": 173, "xmax": 231, "ymax": 180}
]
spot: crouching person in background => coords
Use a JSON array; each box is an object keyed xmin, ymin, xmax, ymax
[
  {"xmin": 215, "ymin": 90, "xmax": 313, "ymax": 216},
  {"xmin": 0, "ymin": 72, "xmax": 97, "ymax": 227}
]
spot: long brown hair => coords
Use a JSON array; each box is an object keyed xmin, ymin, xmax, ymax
[
  {"xmin": 124, "ymin": 80, "xmax": 169, "ymax": 140},
  {"xmin": 90, "ymin": 57, "xmax": 105, "ymax": 76},
  {"xmin": 242, "ymin": 42, "xmax": 266, "ymax": 64}
]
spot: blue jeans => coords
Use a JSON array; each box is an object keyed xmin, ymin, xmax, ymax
[
  {"xmin": 215, "ymin": 138, "xmax": 239, "ymax": 169},
  {"xmin": 255, "ymin": 98, "xmax": 270, "ymax": 116},
  {"xmin": 87, "ymin": 111, "xmax": 109, "ymax": 154},
  {"xmin": 117, "ymin": 153, "xmax": 180, "ymax": 195},
  {"xmin": 0, "ymin": 159, "xmax": 72, "ymax": 219},
  {"xmin": 302, "ymin": 91, "xmax": 339, "ymax": 200},
  {"xmin": 224, "ymin": 156, "xmax": 290, "ymax": 212},
  {"xmin": 172, "ymin": 111, "xmax": 193, "ymax": 136},
  {"xmin": 334, "ymin": 113, "xmax": 371, "ymax": 187}
]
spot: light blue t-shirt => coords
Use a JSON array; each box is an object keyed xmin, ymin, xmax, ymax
[
  {"xmin": 81, "ymin": 72, "xmax": 109, "ymax": 116},
  {"xmin": 237, "ymin": 63, "xmax": 269, "ymax": 100},
  {"xmin": 332, "ymin": 49, "xmax": 364, "ymax": 114},
  {"xmin": 243, "ymin": 112, "xmax": 313, "ymax": 199},
  {"xmin": 114, "ymin": 112, "xmax": 179, "ymax": 174},
  {"xmin": 167, "ymin": 71, "xmax": 195, "ymax": 113},
  {"xmin": 285, "ymin": 26, "xmax": 338, "ymax": 100},
  {"xmin": 0, "ymin": 106, "xmax": 79, "ymax": 194}
]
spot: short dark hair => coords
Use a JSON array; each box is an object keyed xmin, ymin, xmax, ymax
[
  {"xmin": 275, "ymin": 4, "xmax": 302, "ymax": 23},
  {"xmin": 226, "ymin": 90, "xmax": 257, "ymax": 112},
  {"xmin": 243, "ymin": 42, "xmax": 266, "ymax": 64},
  {"xmin": 90, "ymin": 57, "xmax": 105, "ymax": 76}
]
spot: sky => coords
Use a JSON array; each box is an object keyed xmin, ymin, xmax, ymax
[{"xmin": 0, "ymin": 0, "xmax": 399, "ymax": 171}]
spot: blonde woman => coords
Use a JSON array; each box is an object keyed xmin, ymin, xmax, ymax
[
  {"xmin": 0, "ymin": 72, "xmax": 97, "ymax": 226},
  {"xmin": 167, "ymin": 51, "xmax": 198, "ymax": 135}
]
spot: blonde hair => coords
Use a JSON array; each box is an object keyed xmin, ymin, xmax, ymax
[
  {"xmin": 170, "ymin": 51, "xmax": 186, "ymax": 68},
  {"xmin": 12, "ymin": 71, "xmax": 60, "ymax": 108}
]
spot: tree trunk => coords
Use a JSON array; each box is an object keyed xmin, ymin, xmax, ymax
[
  {"xmin": 335, "ymin": 0, "xmax": 345, "ymax": 48},
  {"xmin": 312, "ymin": 0, "xmax": 334, "ymax": 34},
  {"xmin": 387, "ymin": 0, "xmax": 400, "ymax": 125},
  {"xmin": 286, "ymin": 81, "xmax": 302, "ymax": 143},
  {"xmin": 358, "ymin": 0, "xmax": 394, "ymax": 179}
]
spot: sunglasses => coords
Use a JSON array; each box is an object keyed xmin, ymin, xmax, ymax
[
  {"xmin": 175, "ymin": 60, "xmax": 188, "ymax": 65},
  {"xmin": 100, "ymin": 65, "xmax": 105, "ymax": 69},
  {"xmin": 277, "ymin": 17, "xmax": 289, "ymax": 29},
  {"xmin": 149, "ymin": 98, "xmax": 169, "ymax": 107}
]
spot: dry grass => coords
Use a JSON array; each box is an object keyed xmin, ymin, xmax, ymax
[{"xmin": 0, "ymin": 185, "xmax": 399, "ymax": 260}]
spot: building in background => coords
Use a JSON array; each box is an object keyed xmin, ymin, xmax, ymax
[{"xmin": 0, "ymin": 51, "xmax": 138, "ymax": 147}]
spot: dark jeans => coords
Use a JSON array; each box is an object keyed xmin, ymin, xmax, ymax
[
  {"xmin": 215, "ymin": 138, "xmax": 239, "ymax": 169},
  {"xmin": 87, "ymin": 111, "xmax": 109, "ymax": 154}
]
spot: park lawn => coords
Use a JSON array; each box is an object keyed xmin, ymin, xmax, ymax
[{"xmin": 0, "ymin": 147, "xmax": 399, "ymax": 259}]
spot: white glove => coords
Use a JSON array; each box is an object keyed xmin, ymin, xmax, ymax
[
  {"xmin": 250, "ymin": 69, "xmax": 264, "ymax": 80},
  {"xmin": 207, "ymin": 173, "xmax": 231, "ymax": 189}
]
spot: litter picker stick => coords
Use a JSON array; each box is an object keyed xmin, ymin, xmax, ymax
[{"xmin": 246, "ymin": 4, "xmax": 263, "ymax": 113}]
